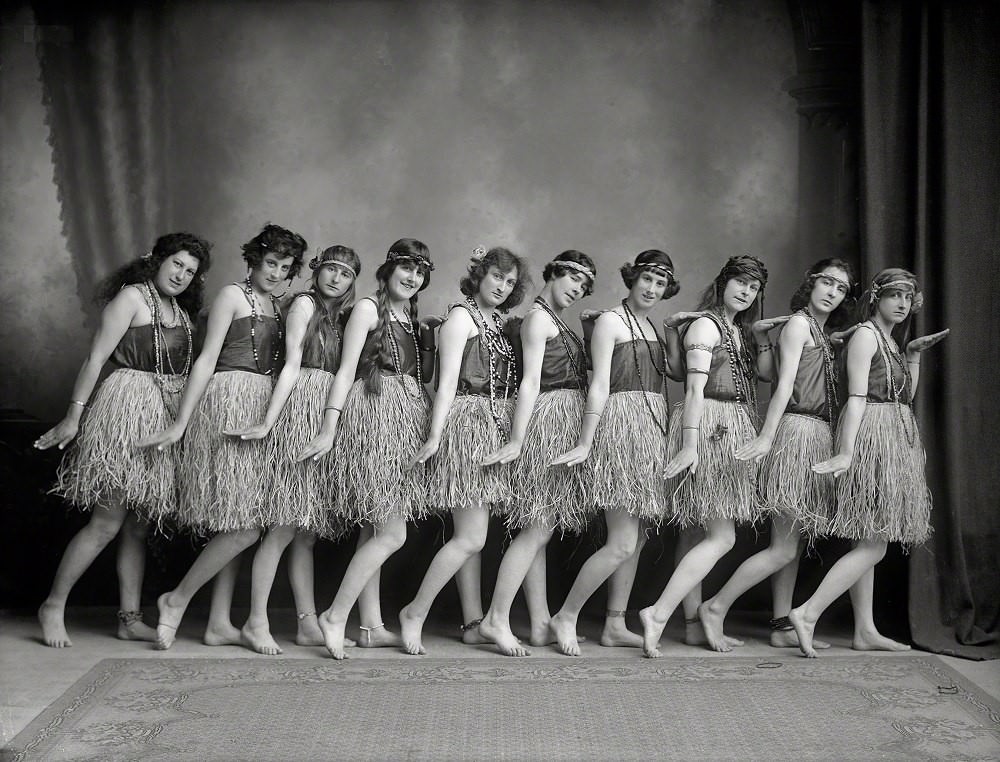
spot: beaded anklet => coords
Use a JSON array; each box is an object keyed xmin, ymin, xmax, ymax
[
  {"xmin": 769, "ymin": 616, "xmax": 795, "ymax": 632},
  {"xmin": 117, "ymin": 610, "xmax": 144, "ymax": 627},
  {"xmin": 605, "ymin": 609, "xmax": 626, "ymax": 618},
  {"xmin": 459, "ymin": 618, "xmax": 484, "ymax": 632},
  {"xmin": 297, "ymin": 611, "xmax": 317, "ymax": 620}
]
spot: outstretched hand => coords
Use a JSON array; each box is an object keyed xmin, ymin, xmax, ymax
[
  {"xmin": 753, "ymin": 315, "xmax": 791, "ymax": 336},
  {"xmin": 734, "ymin": 435, "xmax": 773, "ymax": 462},
  {"xmin": 580, "ymin": 309, "xmax": 605, "ymax": 322},
  {"xmin": 906, "ymin": 328, "xmax": 950, "ymax": 356},
  {"xmin": 549, "ymin": 445, "xmax": 591, "ymax": 468},
  {"xmin": 419, "ymin": 315, "xmax": 445, "ymax": 331},
  {"xmin": 224, "ymin": 423, "xmax": 271, "ymax": 441},
  {"xmin": 137, "ymin": 426, "xmax": 183, "ymax": 452},
  {"xmin": 664, "ymin": 310, "xmax": 708, "ymax": 329},
  {"xmin": 33, "ymin": 418, "xmax": 79, "ymax": 451},
  {"xmin": 830, "ymin": 324, "xmax": 859, "ymax": 347},
  {"xmin": 812, "ymin": 453, "xmax": 852, "ymax": 478},
  {"xmin": 297, "ymin": 431, "xmax": 335, "ymax": 463},
  {"xmin": 481, "ymin": 441, "xmax": 522, "ymax": 467},
  {"xmin": 664, "ymin": 447, "xmax": 698, "ymax": 479},
  {"xmin": 407, "ymin": 438, "xmax": 440, "ymax": 469}
]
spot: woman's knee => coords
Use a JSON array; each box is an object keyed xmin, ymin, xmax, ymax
[
  {"xmin": 121, "ymin": 514, "xmax": 151, "ymax": 542},
  {"xmin": 705, "ymin": 522, "xmax": 736, "ymax": 553},
  {"xmin": 374, "ymin": 520, "xmax": 407, "ymax": 550},
  {"xmin": 229, "ymin": 528, "xmax": 262, "ymax": 550},
  {"xmin": 293, "ymin": 531, "xmax": 317, "ymax": 551},
  {"xmin": 87, "ymin": 510, "xmax": 127, "ymax": 541}
]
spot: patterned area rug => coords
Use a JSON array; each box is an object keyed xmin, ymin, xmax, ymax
[{"xmin": 4, "ymin": 655, "xmax": 999, "ymax": 761}]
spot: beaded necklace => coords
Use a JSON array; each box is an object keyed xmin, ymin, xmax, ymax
[
  {"xmin": 798, "ymin": 308, "xmax": 838, "ymax": 425},
  {"xmin": 708, "ymin": 310, "xmax": 757, "ymax": 410},
  {"xmin": 620, "ymin": 300, "xmax": 669, "ymax": 436},
  {"xmin": 387, "ymin": 303, "xmax": 425, "ymax": 399},
  {"xmin": 242, "ymin": 277, "xmax": 283, "ymax": 375},
  {"xmin": 870, "ymin": 320, "xmax": 916, "ymax": 446},
  {"xmin": 140, "ymin": 281, "xmax": 193, "ymax": 397},
  {"xmin": 464, "ymin": 296, "xmax": 517, "ymax": 436},
  {"xmin": 533, "ymin": 296, "xmax": 587, "ymax": 390}
]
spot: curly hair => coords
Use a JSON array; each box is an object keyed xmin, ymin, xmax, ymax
[
  {"xmin": 459, "ymin": 247, "xmax": 531, "ymax": 313},
  {"xmin": 696, "ymin": 254, "xmax": 769, "ymax": 349},
  {"xmin": 619, "ymin": 249, "xmax": 680, "ymax": 299},
  {"xmin": 788, "ymin": 258, "xmax": 856, "ymax": 331},
  {"xmin": 542, "ymin": 250, "xmax": 597, "ymax": 296},
  {"xmin": 95, "ymin": 232, "xmax": 213, "ymax": 317},
  {"xmin": 857, "ymin": 267, "xmax": 921, "ymax": 345},
  {"xmin": 241, "ymin": 223, "xmax": 308, "ymax": 280}
]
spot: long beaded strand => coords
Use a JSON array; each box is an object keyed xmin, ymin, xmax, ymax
[
  {"xmin": 533, "ymin": 297, "xmax": 587, "ymax": 389},
  {"xmin": 798, "ymin": 308, "xmax": 838, "ymax": 425},
  {"xmin": 711, "ymin": 310, "xmax": 757, "ymax": 410},
  {"xmin": 141, "ymin": 281, "xmax": 193, "ymax": 389},
  {"xmin": 871, "ymin": 320, "xmax": 916, "ymax": 446},
  {"xmin": 387, "ymin": 304, "xmax": 425, "ymax": 399},
  {"xmin": 464, "ymin": 297, "xmax": 517, "ymax": 435},
  {"xmin": 244, "ymin": 277, "xmax": 283, "ymax": 375},
  {"xmin": 620, "ymin": 300, "xmax": 669, "ymax": 436}
]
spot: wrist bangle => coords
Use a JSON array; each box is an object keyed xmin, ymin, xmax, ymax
[
  {"xmin": 323, "ymin": 406, "xmax": 342, "ymax": 413},
  {"xmin": 907, "ymin": 360, "xmax": 920, "ymax": 365},
  {"xmin": 583, "ymin": 410, "xmax": 601, "ymax": 417},
  {"xmin": 757, "ymin": 344, "xmax": 772, "ymax": 352},
  {"xmin": 70, "ymin": 399, "xmax": 87, "ymax": 408},
  {"xmin": 682, "ymin": 426, "xmax": 699, "ymax": 431},
  {"xmin": 848, "ymin": 393, "xmax": 867, "ymax": 399}
]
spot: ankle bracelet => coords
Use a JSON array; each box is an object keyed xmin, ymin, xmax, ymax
[
  {"xmin": 296, "ymin": 611, "xmax": 316, "ymax": 620},
  {"xmin": 359, "ymin": 623, "xmax": 385, "ymax": 633},
  {"xmin": 684, "ymin": 615, "xmax": 700, "ymax": 625},
  {"xmin": 769, "ymin": 616, "xmax": 794, "ymax": 632},
  {"xmin": 117, "ymin": 610, "xmax": 144, "ymax": 626},
  {"xmin": 605, "ymin": 609, "xmax": 626, "ymax": 618},
  {"xmin": 460, "ymin": 617, "xmax": 484, "ymax": 632}
]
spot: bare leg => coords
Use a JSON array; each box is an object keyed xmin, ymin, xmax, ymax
[
  {"xmin": 675, "ymin": 525, "xmax": 742, "ymax": 649},
  {"xmin": 601, "ymin": 524, "xmax": 646, "ymax": 648},
  {"xmin": 524, "ymin": 545, "xmax": 552, "ymax": 646},
  {"xmin": 400, "ymin": 506, "xmax": 489, "ymax": 654},
  {"xmin": 640, "ymin": 519, "xmax": 736, "ymax": 658},
  {"xmin": 241, "ymin": 525, "xmax": 297, "ymax": 655},
  {"xmin": 355, "ymin": 526, "xmax": 400, "ymax": 648},
  {"xmin": 479, "ymin": 525, "xmax": 552, "ymax": 656},
  {"xmin": 850, "ymin": 566, "xmax": 910, "ymax": 652},
  {"xmin": 203, "ymin": 554, "xmax": 244, "ymax": 646},
  {"xmin": 551, "ymin": 510, "xmax": 639, "ymax": 656},
  {"xmin": 789, "ymin": 538, "xmax": 887, "ymax": 657},
  {"xmin": 456, "ymin": 554, "xmax": 489, "ymax": 644},
  {"xmin": 155, "ymin": 529, "xmax": 260, "ymax": 649},
  {"xmin": 769, "ymin": 525, "xmax": 829, "ymax": 649},
  {"xmin": 115, "ymin": 513, "xmax": 156, "ymax": 642},
  {"xmin": 318, "ymin": 518, "xmax": 407, "ymax": 659},
  {"xmin": 287, "ymin": 531, "xmax": 351, "ymax": 646},
  {"xmin": 39, "ymin": 501, "xmax": 129, "ymax": 647}
]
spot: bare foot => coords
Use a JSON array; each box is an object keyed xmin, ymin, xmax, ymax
[
  {"xmin": 853, "ymin": 628, "xmax": 911, "ymax": 653},
  {"xmin": 697, "ymin": 602, "xmax": 731, "ymax": 653},
  {"xmin": 461, "ymin": 624, "xmax": 491, "ymax": 645},
  {"xmin": 478, "ymin": 613, "xmax": 529, "ymax": 657},
  {"xmin": 528, "ymin": 617, "xmax": 585, "ymax": 647},
  {"xmin": 203, "ymin": 621, "xmax": 242, "ymax": 647},
  {"xmin": 398, "ymin": 604, "xmax": 427, "ymax": 655},
  {"xmin": 684, "ymin": 619, "xmax": 744, "ymax": 649},
  {"xmin": 639, "ymin": 607, "xmax": 667, "ymax": 658},
  {"xmin": 39, "ymin": 601, "xmax": 72, "ymax": 648},
  {"xmin": 295, "ymin": 613, "xmax": 355, "ymax": 647},
  {"xmin": 770, "ymin": 628, "xmax": 830, "ymax": 650},
  {"xmin": 600, "ymin": 618, "xmax": 643, "ymax": 648},
  {"xmin": 240, "ymin": 621, "xmax": 283, "ymax": 655},
  {"xmin": 117, "ymin": 619, "xmax": 157, "ymax": 643},
  {"xmin": 549, "ymin": 612, "xmax": 580, "ymax": 656},
  {"xmin": 155, "ymin": 592, "xmax": 186, "ymax": 650},
  {"xmin": 788, "ymin": 607, "xmax": 818, "ymax": 658},
  {"xmin": 318, "ymin": 611, "xmax": 349, "ymax": 660},
  {"xmin": 357, "ymin": 625, "xmax": 401, "ymax": 648}
]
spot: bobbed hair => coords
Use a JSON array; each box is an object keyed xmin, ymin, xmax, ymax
[
  {"xmin": 788, "ymin": 257, "xmax": 857, "ymax": 331},
  {"xmin": 542, "ymin": 250, "xmax": 597, "ymax": 296},
  {"xmin": 459, "ymin": 247, "xmax": 531, "ymax": 313},
  {"xmin": 696, "ymin": 254, "xmax": 769, "ymax": 349},
  {"xmin": 241, "ymin": 223, "xmax": 308, "ymax": 280},
  {"xmin": 619, "ymin": 249, "xmax": 680, "ymax": 299}
]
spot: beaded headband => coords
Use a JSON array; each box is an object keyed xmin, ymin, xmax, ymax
[
  {"xmin": 637, "ymin": 262, "xmax": 674, "ymax": 279},
  {"xmin": 810, "ymin": 271, "xmax": 851, "ymax": 291},
  {"xmin": 549, "ymin": 258, "xmax": 595, "ymax": 281},
  {"xmin": 721, "ymin": 254, "xmax": 768, "ymax": 288},
  {"xmin": 387, "ymin": 249, "xmax": 435, "ymax": 271},
  {"xmin": 870, "ymin": 278, "xmax": 923, "ymax": 310},
  {"xmin": 309, "ymin": 250, "xmax": 357, "ymax": 276}
]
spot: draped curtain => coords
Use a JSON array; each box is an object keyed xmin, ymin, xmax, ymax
[
  {"xmin": 32, "ymin": 1, "xmax": 171, "ymax": 320},
  {"xmin": 859, "ymin": 0, "xmax": 999, "ymax": 658}
]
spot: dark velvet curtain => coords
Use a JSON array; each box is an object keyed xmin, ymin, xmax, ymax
[
  {"xmin": 860, "ymin": 0, "xmax": 1000, "ymax": 658},
  {"xmin": 32, "ymin": 2, "xmax": 171, "ymax": 320}
]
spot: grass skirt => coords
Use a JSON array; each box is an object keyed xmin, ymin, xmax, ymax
[
  {"xmin": 176, "ymin": 371, "xmax": 274, "ymax": 533},
  {"xmin": 270, "ymin": 368, "xmax": 347, "ymax": 539},
  {"xmin": 507, "ymin": 389, "xmax": 593, "ymax": 534},
  {"xmin": 54, "ymin": 369, "xmax": 182, "ymax": 524},
  {"xmin": 586, "ymin": 391, "xmax": 668, "ymax": 523},
  {"xmin": 333, "ymin": 375, "xmax": 430, "ymax": 525},
  {"xmin": 665, "ymin": 398, "xmax": 761, "ymax": 527},
  {"xmin": 758, "ymin": 413, "xmax": 835, "ymax": 538},
  {"xmin": 426, "ymin": 395, "xmax": 513, "ymax": 514},
  {"xmin": 827, "ymin": 402, "xmax": 931, "ymax": 545}
]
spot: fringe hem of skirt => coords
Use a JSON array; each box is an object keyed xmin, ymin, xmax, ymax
[
  {"xmin": 507, "ymin": 389, "xmax": 593, "ymax": 534},
  {"xmin": 333, "ymin": 376, "xmax": 430, "ymax": 525},
  {"xmin": 827, "ymin": 402, "xmax": 931, "ymax": 546},
  {"xmin": 586, "ymin": 391, "xmax": 668, "ymax": 523},
  {"xmin": 53, "ymin": 369, "xmax": 182, "ymax": 525},
  {"xmin": 665, "ymin": 398, "xmax": 762, "ymax": 527},
  {"xmin": 758, "ymin": 413, "xmax": 836, "ymax": 538},
  {"xmin": 426, "ymin": 395, "xmax": 513, "ymax": 514}
]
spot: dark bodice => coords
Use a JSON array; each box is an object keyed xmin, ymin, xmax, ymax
[
  {"xmin": 785, "ymin": 344, "xmax": 831, "ymax": 418},
  {"xmin": 215, "ymin": 315, "xmax": 282, "ymax": 375},
  {"xmin": 857, "ymin": 325, "xmax": 911, "ymax": 404},
  {"xmin": 608, "ymin": 340, "xmax": 667, "ymax": 398},
  {"xmin": 358, "ymin": 322, "xmax": 419, "ymax": 379},
  {"xmin": 106, "ymin": 323, "xmax": 190, "ymax": 374},
  {"xmin": 455, "ymin": 334, "xmax": 515, "ymax": 396},
  {"xmin": 296, "ymin": 294, "xmax": 343, "ymax": 374},
  {"xmin": 539, "ymin": 334, "xmax": 587, "ymax": 393}
]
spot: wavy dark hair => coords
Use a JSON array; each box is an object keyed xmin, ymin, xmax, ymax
[
  {"xmin": 459, "ymin": 247, "xmax": 531, "ymax": 313},
  {"xmin": 361, "ymin": 238, "xmax": 433, "ymax": 394},
  {"xmin": 298, "ymin": 245, "xmax": 361, "ymax": 369},
  {"xmin": 620, "ymin": 249, "xmax": 680, "ymax": 299},
  {"xmin": 542, "ymin": 250, "xmax": 597, "ymax": 296},
  {"xmin": 241, "ymin": 223, "xmax": 308, "ymax": 280},
  {"xmin": 696, "ymin": 254, "xmax": 769, "ymax": 349},
  {"xmin": 857, "ymin": 267, "xmax": 921, "ymax": 346},
  {"xmin": 95, "ymin": 232, "xmax": 213, "ymax": 317},
  {"xmin": 788, "ymin": 258, "xmax": 856, "ymax": 331}
]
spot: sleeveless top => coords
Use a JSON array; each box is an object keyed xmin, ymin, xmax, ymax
[
  {"xmin": 443, "ymin": 303, "xmax": 513, "ymax": 397},
  {"xmin": 295, "ymin": 293, "xmax": 343, "ymax": 373},
  {"xmin": 357, "ymin": 322, "xmax": 419, "ymax": 379},
  {"xmin": 539, "ymin": 333, "xmax": 587, "ymax": 393},
  {"xmin": 785, "ymin": 320, "xmax": 834, "ymax": 420},
  {"xmin": 679, "ymin": 313, "xmax": 754, "ymax": 403},
  {"xmin": 216, "ymin": 316, "xmax": 282, "ymax": 374},
  {"xmin": 608, "ymin": 340, "xmax": 668, "ymax": 398},
  {"xmin": 851, "ymin": 324, "xmax": 912, "ymax": 405},
  {"xmin": 106, "ymin": 324, "xmax": 189, "ymax": 374}
]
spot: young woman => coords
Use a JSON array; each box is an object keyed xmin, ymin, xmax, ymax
[
  {"xmin": 298, "ymin": 239, "xmax": 434, "ymax": 660},
  {"xmin": 696, "ymin": 258, "xmax": 855, "ymax": 651},
  {"xmin": 139, "ymin": 223, "xmax": 307, "ymax": 650},
  {"xmin": 226, "ymin": 245, "xmax": 360, "ymax": 653},
  {"xmin": 639, "ymin": 255, "xmax": 780, "ymax": 658},
  {"xmin": 477, "ymin": 250, "xmax": 597, "ymax": 657},
  {"xmin": 399, "ymin": 246, "xmax": 528, "ymax": 655},
  {"xmin": 790, "ymin": 268, "xmax": 948, "ymax": 657},
  {"xmin": 34, "ymin": 233, "xmax": 211, "ymax": 647},
  {"xmin": 548, "ymin": 250, "xmax": 682, "ymax": 655}
]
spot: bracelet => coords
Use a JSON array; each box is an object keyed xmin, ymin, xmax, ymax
[
  {"xmin": 682, "ymin": 426, "xmax": 699, "ymax": 431},
  {"xmin": 757, "ymin": 344, "xmax": 772, "ymax": 352},
  {"xmin": 323, "ymin": 406, "xmax": 342, "ymax": 413},
  {"xmin": 848, "ymin": 393, "xmax": 867, "ymax": 399},
  {"xmin": 906, "ymin": 360, "xmax": 920, "ymax": 366},
  {"xmin": 583, "ymin": 410, "xmax": 601, "ymax": 417},
  {"xmin": 70, "ymin": 399, "xmax": 87, "ymax": 408},
  {"xmin": 686, "ymin": 368, "xmax": 710, "ymax": 376}
]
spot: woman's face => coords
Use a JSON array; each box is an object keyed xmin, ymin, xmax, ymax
[
  {"xmin": 722, "ymin": 275, "xmax": 761, "ymax": 315},
  {"xmin": 153, "ymin": 251, "xmax": 200, "ymax": 297},
  {"xmin": 250, "ymin": 253, "xmax": 295, "ymax": 293},
  {"xmin": 876, "ymin": 285, "xmax": 914, "ymax": 325},
  {"xmin": 809, "ymin": 266, "xmax": 850, "ymax": 315},
  {"xmin": 630, "ymin": 269, "xmax": 669, "ymax": 307},
  {"xmin": 314, "ymin": 262, "xmax": 355, "ymax": 300},
  {"xmin": 550, "ymin": 270, "xmax": 591, "ymax": 309},
  {"xmin": 387, "ymin": 261, "xmax": 426, "ymax": 301},
  {"xmin": 478, "ymin": 266, "xmax": 519, "ymax": 308}
]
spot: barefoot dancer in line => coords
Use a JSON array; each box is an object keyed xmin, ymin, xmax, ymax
[
  {"xmin": 297, "ymin": 240, "xmax": 434, "ymax": 659},
  {"xmin": 547, "ymin": 250, "xmax": 683, "ymax": 655},
  {"xmin": 399, "ymin": 246, "xmax": 529, "ymax": 655},
  {"xmin": 225, "ymin": 245, "xmax": 361, "ymax": 653},
  {"xmin": 35, "ymin": 233, "xmax": 211, "ymax": 647},
  {"xmin": 640, "ymin": 255, "xmax": 781, "ymax": 658},
  {"xmin": 140, "ymin": 223, "xmax": 307, "ymax": 650},
  {"xmin": 477, "ymin": 251, "xmax": 597, "ymax": 657},
  {"xmin": 698, "ymin": 258, "xmax": 855, "ymax": 651},
  {"xmin": 790, "ymin": 268, "xmax": 948, "ymax": 657}
]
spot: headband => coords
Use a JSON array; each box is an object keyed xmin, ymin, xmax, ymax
[
  {"xmin": 549, "ymin": 258, "xmax": 595, "ymax": 281},
  {"xmin": 387, "ymin": 249, "xmax": 435, "ymax": 272},
  {"xmin": 810, "ymin": 271, "xmax": 851, "ymax": 291},
  {"xmin": 870, "ymin": 278, "xmax": 922, "ymax": 310},
  {"xmin": 720, "ymin": 254, "xmax": 768, "ymax": 288},
  {"xmin": 636, "ymin": 262, "xmax": 674, "ymax": 279},
  {"xmin": 309, "ymin": 251, "xmax": 357, "ymax": 276}
]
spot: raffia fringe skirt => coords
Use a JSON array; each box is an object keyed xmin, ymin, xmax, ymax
[
  {"xmin": 665, "ymin": 398, "xmax": 761, "ymax": 527},
  {"xmin": 270, "ymin": 368, "xmax": 347, "ymax": 539},
  {"xmin": 333, "ymin": 375, "xmax": 430, "ymax": 525},
  {"xmin": 586, "ymin": 391, "xmax": 668, "ymax": 523},
  {"xmin": 54, "ymin": 369, "xmax": 182, "ymax": 525},
  {"xmin": 426, "ymin": 394, "xmax": 514, "ymax": 514},
  {"xmin": 758, "ymin": 413, "xmax": 836, "ymax": 537},
  {"xmin": 176, "ymin": 371, "xmax": 274, "ymax": 533},
  {"xmin": 507, "ymin": 388, "xmax": 593, "ymax": 534},
  {"xmin": 827, "ymin": 402, "xmax": 931, "ymax": 546}
]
